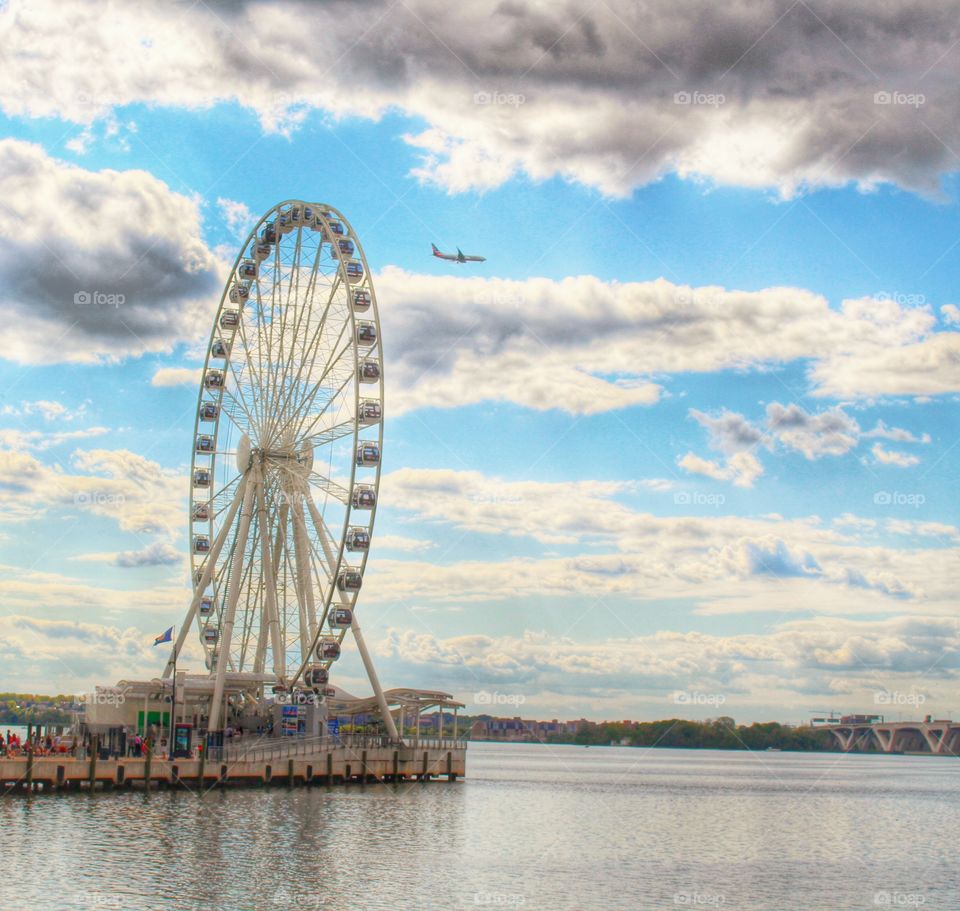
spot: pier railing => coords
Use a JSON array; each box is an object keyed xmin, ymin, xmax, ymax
[
  {"xmin": 406, "ymin": 736, "xmax": 469, "ymax": 751},
  {"xmin": 218, "ymin": 732, "xmax": 468, "ymax": 763}
]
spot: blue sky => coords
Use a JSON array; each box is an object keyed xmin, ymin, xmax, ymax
[{"xmin": 0, "ymin": 0, "xmax": 958, "ymax": 723}]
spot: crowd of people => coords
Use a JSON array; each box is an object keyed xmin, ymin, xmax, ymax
[
  {"xmin": 1, "ymin": 719, "xmax": 276, "ymax": 761},
  {"xmin": 0, "ymin": 729, "xmax": 76, "ymax": 757}
]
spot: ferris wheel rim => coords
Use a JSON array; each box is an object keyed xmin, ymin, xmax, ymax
[{"xmin": 185, "ymin": 199, "xmax": 385, "ymax": 689}]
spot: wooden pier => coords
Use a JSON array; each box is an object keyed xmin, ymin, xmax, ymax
[{"xmin": 0, "ymin": 735, "xmax": 465, "ymax": 794}]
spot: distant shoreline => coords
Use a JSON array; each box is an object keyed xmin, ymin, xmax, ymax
[
  {"xmin": 467, "ymin": 739, "xmax": 839, "ymax": 753},
  {"xmin": 466, "ymin": 740, "xmax": 955, "ymax": 757}
]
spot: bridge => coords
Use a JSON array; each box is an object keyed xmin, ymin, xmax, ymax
[{"xmin": 818, "ymin": 717, "xmax": 960, "ymax": 755}]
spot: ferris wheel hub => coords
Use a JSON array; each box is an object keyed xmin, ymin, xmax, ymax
[{"xmin": 235, "ymin": 434, "xmax": 252, "ymax": 473}]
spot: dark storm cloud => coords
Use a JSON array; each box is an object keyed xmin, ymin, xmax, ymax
[
  {"xmin": 0, "ymin": 140, "xmax": 222, "ymax": 363},
  {"xmin": 3, "ymin": 0, "xmax": 958, "ymax": 195}
]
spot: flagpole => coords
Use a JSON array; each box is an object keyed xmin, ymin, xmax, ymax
[{"xmin": 168, "ymin": 628, "xmax": 177, "ymax": 758}]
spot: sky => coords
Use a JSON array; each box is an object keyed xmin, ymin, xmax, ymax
[{"xmin": 0, "ymin": 0, "xmax": 958, "ymax": 724}]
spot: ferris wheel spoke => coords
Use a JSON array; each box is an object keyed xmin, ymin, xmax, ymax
[
  {"xmin": 294, "ymin": 499, "xmax": 335, "ymax": 584},
  {"xmin": 219, "ymin": 382, "xmax": 257, "ymax": 438},
  {"xmin": 269, "ymin": 258, "xmax": 342, "ymax": 429},
  {"xmin": 236, "ymin": 514, "xmax": 263, "ymax": 668},
  {"xmin": 274, "ymin": 226, "xmax": 307, "ymax": 438},
  {"xmin": 304, "ymin": 469, "xmax": 352, "ymax": 506},
  {"xmin": 268, "ymin": 231, "xmax": 323, "ymax": 435},
  {"xmin": 301, "ymin": 485, "xmax": 340, "ymax": 573},
  {"xmin": 208, "ymin": 466, "xmax": 257, "ymax": 731},
  {"xmin": 231, "ymin": 537, "xmax": 258, "ymax": 670},
  {"xmin": 295, "ymin": 372, "xmax": 354, "ymax": 445},
  {"xmin": 298, "ymin": 417, "xmax": 356, "ymax": 452},
  {"xmin": 284, "ymin": 326, "xmax": 354, "ymax": 442},
  {"xmin": 265, "ymin": 265, "xmax": 343, "ymax": 446},
  {"xmin": 234, "ymin": 304, "xmax": 269, "ymax": 436},
  {"xmin": 279, "ymin": 532, "xmax": 305, "ymax": 661},
  {"xmin": 199, "ymin": 474, "xmax": 241, "ymax": 521}
]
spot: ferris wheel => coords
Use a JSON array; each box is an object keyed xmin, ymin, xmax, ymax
[{"xmin": 162, "ymin": 200, "xmax": 396, "ymax": 739}]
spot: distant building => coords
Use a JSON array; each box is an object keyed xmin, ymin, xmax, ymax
[{"xmin": 469, "ymin": 716, "xmax": 589, "ymax": 742}]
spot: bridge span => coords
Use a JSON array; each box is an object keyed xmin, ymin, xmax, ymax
[{"xmin": 822, "ymin": 718, "xmax": 959, "ymax": 755}]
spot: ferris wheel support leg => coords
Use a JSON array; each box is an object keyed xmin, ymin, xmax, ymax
[
  {"xmin": 304, "ymin": 490, "xmax": 337, "ymax": 574},
  {"xmin": 350, "ymin": 616, "xmax": 400, "ymax": 743},
  {"xmin": 292, "ymin": 493, "xmax": 342, "ymax": 683},
  {"xmin": 270, "ymin": 503, "xmax": 289, "ymax": 678},
  {"xmin": 162, "ymin": 476, "xmax": 248, "ymax": 679},
  {"xmin": 256, "ymin": 480, "xmax": 285, "ymax": 679},
  {"xmin": 208, "ymin": 467, "xmax": 258, "ymax": 733},
  {"xmin": 291, "ymin": 500, "xmax": 318, "ymax": 657}
]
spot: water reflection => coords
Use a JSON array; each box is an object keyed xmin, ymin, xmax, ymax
[{"xmin": 2, "ymin": 744, "xmax": 958, "ymax": 910}]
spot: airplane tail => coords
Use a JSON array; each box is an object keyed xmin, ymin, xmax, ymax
[{"xmin": 431, "ymin": 243, "xmax": 440, "ymax": 254}]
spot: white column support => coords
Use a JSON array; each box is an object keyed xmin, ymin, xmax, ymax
[
  {"xmin": 256, "ymin": 480, "xmax": 285, "ymax": 679},
  {"xmin": 208, "ymin": 466, "xmax": 258, "ymax": 732},
  {"xmin": 163, "ymin": 476, "xmax": 247, "ymax": 679},
  {"xmin": 350, "ymin": 615, "xmax": 400, "ymax": 743},
  {"xmin": 304, "ymin": 489, "xmax": 337, "ymax": 576},
  {"xmin": 291, "ymin": 498, "xmax": 318, "ymax": 658},
  {"xmin": 291, "ymin": 492, "xmax": 343, "ymax": 681}
]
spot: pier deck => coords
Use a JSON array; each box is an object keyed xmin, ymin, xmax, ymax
[{"xmin": 0, "ymin": 737, "xmax": 465, "ymax": 794}]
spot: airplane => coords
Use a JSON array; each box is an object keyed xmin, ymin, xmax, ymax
[{"xmin": 431, "ymin": 243, "xmax": 486, "ymax": 263}]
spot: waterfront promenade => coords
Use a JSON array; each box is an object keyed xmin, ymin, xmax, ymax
[{"xmin": 0, "ymin": 734, "xmax": 465, "ymax": 793}]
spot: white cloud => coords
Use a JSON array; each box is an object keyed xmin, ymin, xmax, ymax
[
  {"xmin": 809, "ymin": 333, "xmax": 960, "ymax": 399},
  {"xmin": 0, "ymin": 139, "xmax": 222, "ymax": 365},
  {"xmin": 0, "ymin": 426, "xmax": 109, "ymax": 451},
  {"xmin": 377, "ymin": 270, "xmax": 960, "ymax": 416},
  {"xmin": 681, "ymin": 402, "xmax": 930, "ymax": 486},
  {"xmin": 2, "ymin": 1, "xmax": 957, "ymax": 198},
  {"xmin": 0, "ymin": 236, "xmax": 955, "ymax": 412},
  {"xmin": 151, "ymin": 367, "xmax": 202, "ymax": 387},
  {"xmin": 0, "ymin": 612, "xmax": 197, "ymax": 694},
  {"xmin": 941, "ymin": 304, "xmax": 960, "ymax": 326},
  {"xmin": 678, "ymin": 450, "xmax": 763, "ymax": 488},
  {"xmin": 766, "ymin": 402, "xmax": 860, "ymax": 459},
  {"xmin": 2, "ymin": 399, "xmax": 90, "ymax": 421},
  {"xmin": 217, "ymin": 197, "xmax": 254, "ymax": 241},
  {"xmin": 0, "ymin": 446, "xmax": 185, "ymax": 538},
  {"xmin": 870, "ymin": 443, "xmax": 920, "ymax": 468},
  {"xmin": 375, "ymin": 535, "xmax": 437, "ymax": 553},
  {"xmin": 115, "ymin": 541, "xmax": 183, "ymax": 568},
  {"xmin": 884, "ymin": 519, "xmax": 958, "ymax": 541},
  {"xmin": 678, "ymin": 410, "xmax": 766, "ymax": 487},
  {"xmin": 374, "ymin": 615, "xmax": 960, "ymax": 717},
  {"xmin": 862, "ymin": 421, "xmax": 930, "ymax": 444},
  {"xmin": 375, "ymin": 467, "xmax": 954, "ymax": 612},
  {"xmin": 690, "ymin": 409, "xmax": 766, "ymax": 453}
]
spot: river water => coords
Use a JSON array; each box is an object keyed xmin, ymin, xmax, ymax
[{"xmin": 1, "ymin": 742, "xmax": 957, "ymax": 910}]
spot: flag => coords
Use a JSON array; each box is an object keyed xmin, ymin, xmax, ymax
[{"xmin": 153, "ymin": 626, "xmax": 174, "ymax": 646}]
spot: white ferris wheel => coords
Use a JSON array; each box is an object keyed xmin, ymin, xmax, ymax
[{"xmin": 161, "ymin": 200, "xmax": 397, "ymax": 740}]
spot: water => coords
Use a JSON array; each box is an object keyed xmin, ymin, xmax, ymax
[{"xmin": 1, "ymin": 742, "xmax": 958, "ymax": 910}]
